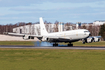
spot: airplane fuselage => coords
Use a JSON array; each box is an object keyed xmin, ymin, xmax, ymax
[{"xmin": 42, "ymin": 29, "xmax": 90, "ymax": 42}]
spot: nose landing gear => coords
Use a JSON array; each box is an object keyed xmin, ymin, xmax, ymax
[{"xmin": 82, "ymin": 39, "xmax": 85, "ymax": 44}]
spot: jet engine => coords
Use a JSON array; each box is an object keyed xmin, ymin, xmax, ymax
[
  {"xmin": 41, "ymin": 37, "xmax": 48, "ymax": 41},
  {"xmin": 86, "ymin": 37, "xmax": 94, "ymax": 43},
  {"xmin": 82, "ymin": 38, "xmax": 93, "ymax": 44},
  {"xmin": 23, "ymin": 35, "xmax": 30, "ymax": 40},
  {"xmin": 41, "ymin": 37, "xmax": 53, "ymax": 42},
  {"xmin": 82, "ymin": 37, "xmax": 100, "ymax": 44},
  {"xmin": 23, "ymin": 35, "xmax": 34, "ymax": 40},
  {"xmin": 86, "ymin": 37, "xmax": 100, "ymax": 43},
  {"xmin": 93, "ymin": 37, "xmax": 100, "ymax": 42}
]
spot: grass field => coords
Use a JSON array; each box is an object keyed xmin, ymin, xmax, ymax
[
  {"xmin": 0, "ymin": 41, "xmax": 105, "ymax": 47},
  {"xmin": 0, "ymin": 41, "xmax": 34, "ymax": 46},
  {"xmin": 73, "ymin": 41, "xmax": 105, "ymax": 46},
  {"xmin": 0, "ymin": 49, "xmax": 105, "ymax": 70}
]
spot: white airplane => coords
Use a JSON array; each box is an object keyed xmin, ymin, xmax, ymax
[{"xmin": 4, "ymin": 17, "xmax": 101, "ymax": 46}]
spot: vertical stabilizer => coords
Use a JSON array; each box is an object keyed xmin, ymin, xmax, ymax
[{"xmin": 39, "ymin": 17, "xmax": 48, "ymax": 35}]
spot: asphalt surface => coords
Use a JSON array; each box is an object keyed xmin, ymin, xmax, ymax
[{"xmin": 0, "ymin": 45, "xmax": 105, "ymax": 50}]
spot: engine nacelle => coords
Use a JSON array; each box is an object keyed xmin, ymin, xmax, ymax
[
  {"xmin": 23, "ymin": 35, "xmax": 30, "ymax": 40},
  {"xmin": 23, "ymin": 35, "xmax": 34, "ymax": 40},
  {"xmin": 93, "ymin": 37, "xmax": 100, "ymax": 42},
  {"xmin": 41, "ymin": 37, "xmax": 48, "ymax": 41},
  {"xmin": 86, "ymin": 37, "xmax": 100, "ymax": 43},
  {"xmin": 41, "ymin": 37, "xmax": 52, "ymax": 42},
  {"xmin": 82, "ymin": 36, "xmax": 101, "ymax": 44},
  {"xmin": 86, "ymin": 37, "xmax": 93, "ymax": 43}
]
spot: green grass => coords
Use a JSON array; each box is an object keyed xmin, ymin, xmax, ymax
[
  {"xmin": 0, "ymin": 41, "xmax": 105, "ymax": 47},
  {"xmin": 0, "ymin": 49, "xmax": 105, "ymax": 70},
  {"xmin": 0, "ymin": 41, "xmax": 34, "ymax": 46},
  {"xmin": 73, "ymin": 41, "xmax": 105, "ymax": 46}
]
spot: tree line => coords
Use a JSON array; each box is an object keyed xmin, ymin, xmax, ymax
[{"xmin": 0, "ymin": 22, "xmax": 32, "ymax": 34}]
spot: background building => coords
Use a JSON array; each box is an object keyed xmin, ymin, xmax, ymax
[
  {"xmin": 12, "ymin": 21, "xmax": 105, "ymax": 36},
  {"xmin": 93, "ymin": 21, "xmax": 105, "ymax": 26},
  {"xmin": 58, "ymin": 22, "xmax": 64, "ymax": 32},
  {"xmin": 12, "ymin": 22, "xmax": 84, "ymax": 35},
  {"xmin": 13, "ymin": 23, "xmax": 56, "ymax": 35}
]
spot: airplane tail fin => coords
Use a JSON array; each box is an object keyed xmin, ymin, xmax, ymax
[{"xmin": 39, "ymin": 17, "xmax": 48, "ymax": 35}]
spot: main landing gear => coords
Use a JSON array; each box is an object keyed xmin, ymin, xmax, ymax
[
  {"xmin": 68, "ymin": 44, "xmax": 73, "ymax": 46},
  {"xmin": 53, "ymin": 42, "xmax": 73, "ymax": 47},
  {"xmin": 82, "ymin": 39, "xmax": 85, "ymax": 44},
  {"xmin": 53, "ymin": 43, "xmax": 58, "ymax": 46},
  {"xmin": 67, "ymin": 42, "xmax": 73, "ymax": 46}
]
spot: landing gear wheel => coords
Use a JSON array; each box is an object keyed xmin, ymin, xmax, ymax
[
  {"xmin": 53, "ymin": 43, "xmax": 58, "ymax": 47},
  {"xmin": 68, "ymin": 44, "xmax": 73, "ymax": 46},
  {"xmin": 82, "ymin": 39, "xmax": 85, "ymax": 44},
  {"xmin": 82, "ymin": 41, "xmax": 85, "ymax": 44}
]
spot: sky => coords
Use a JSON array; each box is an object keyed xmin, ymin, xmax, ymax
[{"xmin": 0, "ymin": 0, "xmax": 105, "ymax": 25}]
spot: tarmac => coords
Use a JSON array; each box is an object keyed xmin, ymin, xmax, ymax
[{"xmin": 0, "ymin": 45, "xmax": 105, "ymax": 50}]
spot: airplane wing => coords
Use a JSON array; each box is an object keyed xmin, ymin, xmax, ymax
[
  {"xmin": 4, "ymin": 32, "xmax": 42, "ymax": 37},
  {"xmin": 3, "ymin": 32, "xmax": 43, "ymax": 40},
  {"xmin": 88, "ymin": 36, "xmax": 101, "ymax": 40},
  {"xmin": 92, "ymin": 36, "xmax": 101, "ymax": 38},
  {"xmin": 4, "ymin": 32, "xmax": 25, "ymax": 37}
]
